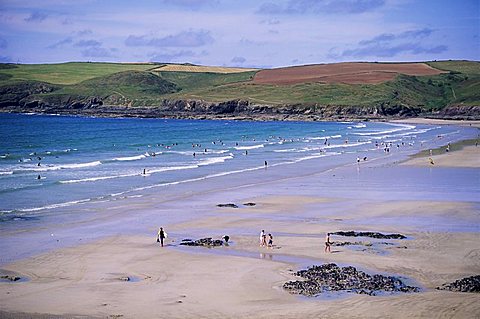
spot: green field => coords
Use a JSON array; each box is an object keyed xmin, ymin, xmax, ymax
[
  {"xmin": 0, "ymin": 62, "xmax": 157, "ymax": 85},
  {"xmin": 0, "ymin": 60, "xmax": 479, "ymax": 114}
]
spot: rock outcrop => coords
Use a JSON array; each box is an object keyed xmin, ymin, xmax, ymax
[
  {"xmin": 436, "ymin": 275, "xmax": 480, "ymax": 293},
  {"xmin": 437, "ymin": 104, "xmax": 480, "ymax": 119},
  {"xmin": 179, "ymin": 238, "xmax": 224, "ymax": 247},
  {"xmin": 283, "ymin": 263, "xmax": 419, "ymax": 296},
  {"xmin": 216, "ymin": 203, "xmax": 239, "ymax": 208},
  {"xmin": 332, "ymin": 231, "xmax": 406, "ymax": 239}
]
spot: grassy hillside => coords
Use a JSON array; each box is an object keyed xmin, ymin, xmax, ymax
[
  {"xmin": 427, "ymin": 60, "xmax": 480, "ymax": 75},
  {"xmin": 0, "ymin": 60, "xmax": 478, "ymax": 115}
]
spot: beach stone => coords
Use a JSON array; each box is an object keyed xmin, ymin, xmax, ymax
[
  {"xmin": 179, "ymin": 237, "xmax": 224, "ymax": 247},
  {"xmin": 217, "ymin": 203, "xmax": 239, "ymax": 208},
  {"xmin": 332, "ymin": 231, "xmax": 406, "ymax": 239},
  {"xmin": 119, "ymin": 276, "xmax": 130, "ymax": 282},
  {"xmin": 243, "ymin": 202, "xmax": 256, "ymax": 206},
  {"xmin": 283, "ymin": 263, "xmax": 419, "ymax": 297},
  {"xmin": 436, "ymin": 275, "xmax": 480, "ymax": 293}
]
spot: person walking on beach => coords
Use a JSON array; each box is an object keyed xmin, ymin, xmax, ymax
[
  {"xmin": 325, "ymin": 233, "xmax": 332, "ymax": 253},
  {"xmin": 157, "ymin": 227, "xmax": 166, "ymax": 247},
  {"xmin": 260, "ymin": 230, "xmax": 267, "ymax": 246},
  {"xmin": 267, "ymin": 233, "xmax": 273, "ymax": 248}
]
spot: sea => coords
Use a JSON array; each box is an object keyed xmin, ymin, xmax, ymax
[{"xmin": 0, "ymin": 113, "xmax": 478, "ymax": 222}]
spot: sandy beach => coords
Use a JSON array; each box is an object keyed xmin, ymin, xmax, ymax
[{"xmin": 1, "ymin": 119, "xmax": 479, "ymax": 318}]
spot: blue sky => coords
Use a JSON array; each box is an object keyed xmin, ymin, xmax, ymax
[{"xmin": 0, "ymin": 0, "xmax": 478, "ymax": 67}]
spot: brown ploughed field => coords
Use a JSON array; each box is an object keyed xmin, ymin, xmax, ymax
[{"xmin": 253, "ymin": 62, "xmax": 446, "ymax": 85}]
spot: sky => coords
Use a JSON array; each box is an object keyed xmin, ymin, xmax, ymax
[{"xmin": 0, "ymin": 0, "xmax": 478, "ymax": 67}]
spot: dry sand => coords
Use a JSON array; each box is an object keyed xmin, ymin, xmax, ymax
[
  {"xmin": 1, "ymin": 122, "xmax": 479, "ymax": 318},
  {"xmin": 402, "ymin": 145, "xmax": 480, "ymax": 167},
  {"xmin": 1, "ymin": 198, "xmax": 478, "ymax": 318}
]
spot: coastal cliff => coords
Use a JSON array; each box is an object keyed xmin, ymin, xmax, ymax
[
  {"xmin": 1, "ymin": 95, "xmax": 479, "ymax": 121},
  {"xmin": 0, "ymin": 96, "xmax": 430, "ymax": 121}
]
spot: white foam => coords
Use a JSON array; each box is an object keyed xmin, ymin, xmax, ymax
[
  {"xmin": 148, "ymin": 164, "xmax": 198, "ymax": 174},
  {"xmin": 113, "ymin": 154, "xmax": 147, "ymax": 161},
  {"xmin": 22, "ymin": 160, "xmax": 103, "ymax": 172},
  {"xmin": 323, "ymin": 141, "xmax": 371, "ymax": 149},
  {"xmin": 354, "ymin": 123, "xmax": 416, "ymax": 136},
  {"xmin": 273, "ymin": 148, "xmax": 301, "ymax": 153},
  {"xmin": 210, "ymin": 149, "xmax": 230, "ymax": 154},
  {"xmin": 368, "ymin": 128, "xmax": 434, "ymax": 140},
  {"xmin": 59, "ymin": 173, "xmax": 138, "ymax": 184},
  {"xmin": 18, "ymin": 198, "xmax": 92, "ymax": 213},
  {"xmin": 353, "ymin": 123, "xmax": 367, "ymax": 128},
  {"xmin": 198, "ymin": 154, "xmax": 233, "ymax": 166},
  {"xmin": 60, "ymin": 161, "xmax": 102, "ymax": 169},
  {"xmin": 307, "ymin": 134, "xmax": 342, "ymax": 141},
  {"xmin": 0, "ymin": 171, "xmax": 13, "ymax": 176},
  {"xmin": 234, "ymin": 144, "xmax": 264, "ymax": 150}
]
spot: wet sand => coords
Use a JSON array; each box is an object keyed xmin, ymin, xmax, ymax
[{"xmin": 1, "ymin": 120, "xmax": 479, "ymax": 318}]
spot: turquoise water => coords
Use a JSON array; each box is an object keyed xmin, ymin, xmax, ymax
[{"xmin": 0, "ymin": 113, "xmax": 476, "ymax": 219}]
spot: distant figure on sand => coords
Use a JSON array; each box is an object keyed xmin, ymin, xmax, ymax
[
  {"xmin": 264, "ymin": 160, "xmax": 268, "ymax": 167},
  {"xmin": 157, "ymin": 227, "xmax": 166, "ymax": 247},
  {"xmin": 268, "ymin": 234, "xmax": 273, "ymax": 248},
  {"xmin": 429, "ymin": 157, "xmax": 435, "ymax": 165},
  {"xmin": 222, "ymin": 235, "xmax": 230, "ymax": 243},
  {"xmin": 325, "ymin": 233, "xmax": 332, "ymax": 253},
  {"xmin": 260, "ymin": 230, "xmax": 267, "ymax": 246}
]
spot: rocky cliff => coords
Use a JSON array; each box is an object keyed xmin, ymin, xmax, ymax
[{"xmin": 0, "ymin": 82, "xmax": 478, "ymax": 120}]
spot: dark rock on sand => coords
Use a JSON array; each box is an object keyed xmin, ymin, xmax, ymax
[
  {"xmin": 436, "ymin": 275, "xmax": 480, "ymax": 293},
  {"xmin": 217, "ymin": 203, "xmax": 239, "ymax": 208},
  {"xmin": 332, "ymin": 241, "xmax": 372, "ymax": 247},
  {"xmin": 180, "ymin": 238, "xmax": 224, "ymax": 247},
  {"xmin": 0, "ymin": 275, "xmax": 21, "ymax": 282},
  {"xmin": 283, "ymin": 263, "xmax": 418, "ymax": 297},
  {"xmin": 332, "ymin": 231, "xmax": 406, "ymax": 239},
  {"xmin": 243, "ymin": 202, "xmax": 256, "ymax": 206},
  {"xmin": 332, "ymin": 241, "xmax": 395, "ymax": 247}
]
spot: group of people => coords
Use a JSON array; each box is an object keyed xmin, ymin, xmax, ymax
[
  {"xmin": 157, "ymin": 227, "xmax": 332, "ymax": 253},
  {"xmin": 259, "ymin": 230, "xmax": 274, "ymax": 248}
]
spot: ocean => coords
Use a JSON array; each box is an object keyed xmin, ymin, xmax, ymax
[{"xmin": 0, "ymin": 113, "xmax": 477, "ymax": 221}]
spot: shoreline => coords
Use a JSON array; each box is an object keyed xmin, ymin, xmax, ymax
[
  {"xmin": 2, "ymin": 108, "xmax": 480, "ymax": 123},
  {"xmin": 391, "ymin": 117, "xmax": 480, "ymax": 128},
  {"xmin": 0, "ymin": 120, "xmax": 479, "ymax": 318}
]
